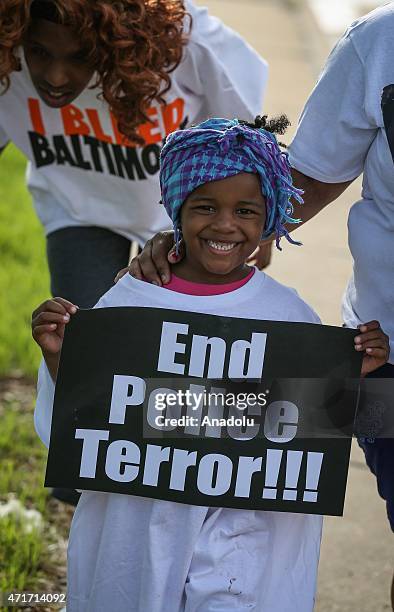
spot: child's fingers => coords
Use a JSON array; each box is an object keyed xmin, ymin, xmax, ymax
[
  {"xmin": 32, "ymin": 311, "xmax": 71, "ymax": 327},
  {"xmin": 355, "ymin": 339, "xmax": 388, "ymax": 351},
  {"xmin": 357, "ymin": 320, "xmax": 380, "ymax": 333},
  {"xmin": 364, "ymin": 347, "xmax": 387, "ymax": 358},
  {"xmin": 354, "ymin": 331, "xmax": 386, "ymax": 345},
  {"xmin": 52, "ymin": 297, "xmax": 78, "ymax": 313},
  {"xmin": 354, "ymin": 330, "xmax": 387, "ymax": 345},
  {"xmin": 32, "ymin": 323, "xmax": 58, "ymax": 339},
  {"xmin": 32, "ymin": 298, "xmax": 77, "ymax": 320}
]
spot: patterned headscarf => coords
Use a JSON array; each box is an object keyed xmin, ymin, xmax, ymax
[{"xmin": 160, "ymin": 118, "xmax": 304, "ymax": 251}]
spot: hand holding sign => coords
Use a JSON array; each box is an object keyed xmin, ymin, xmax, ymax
[
  {"xmin": 353, "ymin": 320, "xmax": 389, "ymax": 376},
  {"xmin": 32, "ymin": 298, "xmax": 78, "ymax": 380}
]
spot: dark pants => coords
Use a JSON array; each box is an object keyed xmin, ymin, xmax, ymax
[
  {"xmin": 46, "ymin": 226, "xmax": 132, "ymax": 504},
  {"xmin": 358, "ymin": 363, "xmax": 394, "ymax": 532},
  {"xmin": 46, "ymin": 226, "xmax": 132, "ymax": 308}
]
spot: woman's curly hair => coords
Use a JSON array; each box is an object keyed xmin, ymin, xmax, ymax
[{"xmin": 0, "ymin": 0, "xmax": 189, "ymax": 142}]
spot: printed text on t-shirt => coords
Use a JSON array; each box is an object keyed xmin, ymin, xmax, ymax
[{"xmin": 27, "ymin": 97, "xmax": 187, "ymax": 180}]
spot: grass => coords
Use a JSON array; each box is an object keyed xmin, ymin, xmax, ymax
[
  {"xmin": 0, "ymin": 144, "xmax": 50, "ymax": 377},
  {"xmin": 0, "ymin": 147, "xmax": 70, "ymax": 608},
  {"xmin": 0, "ymin": 379, "xmax": 70, "ymax": 610}
]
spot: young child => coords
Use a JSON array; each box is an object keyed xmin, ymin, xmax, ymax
[{"xmin": 32, "ymin": 117, "xmax": 389, "ymax": 612}]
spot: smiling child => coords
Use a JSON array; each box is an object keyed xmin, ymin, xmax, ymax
[{"xmin": 32, "ymin": 116, "xmax": 389, "ymax": 611}]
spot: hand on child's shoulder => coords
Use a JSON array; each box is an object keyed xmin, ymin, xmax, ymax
[
  {"xmin": 32, "ymin": 297, "xmax": 78, "ymax": 356},
  {"xmin": 354, "ymin": 320, "xmax": 390, "ymax": 376}
]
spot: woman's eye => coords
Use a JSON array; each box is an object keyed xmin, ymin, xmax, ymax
[
  {"xmin": 31, "ymin": 46, "xmax": 50, "ymax": 59},
  {"xmin": 71, "ymin": 52, "xmax": 89, "ymax": 64}
]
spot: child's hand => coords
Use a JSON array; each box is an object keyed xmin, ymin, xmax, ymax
[
  {"xmin": 354, "ymin": 320, "xmax": 389, "ymax": 377},
  {"xmin": 32, "ymin": 298, "xmax": 78, "ymax": 356}
]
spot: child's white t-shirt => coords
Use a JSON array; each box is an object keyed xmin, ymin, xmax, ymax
[
  {"xmin": 288, "ymin": 4, "xmax": 394, "ymax": 362},
  {"xmin": 35, "ymin": 271, "xmax": 322, "ymax": 612},
  {"xmin": 0, "ymin": 1, "xmax": 267, "ymax": 246}
]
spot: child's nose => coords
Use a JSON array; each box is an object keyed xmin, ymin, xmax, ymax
[{"xmin": 211, "ymin": 211, "xmax": 237, "ymax": 232}]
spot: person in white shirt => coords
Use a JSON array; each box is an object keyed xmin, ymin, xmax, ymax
[
  {"xmin": 0, "ymin": 0, "xmax": 267, "ymax": 309},
  {"xmin": 32, "ymin": 116, "xmax": 388, "ymax": 611}
]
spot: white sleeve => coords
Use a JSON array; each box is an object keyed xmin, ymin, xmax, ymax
[
  {"xmin": 288, "ymin": 32, "xmax": 377, "ymax": 183},
  {"xmin": 289, "ymin": 288, "xmax": 322, "ymax": 325},
  {"xmin": 34, "ymin": 360, "xmax": 55, "ymax": 448},
  {"xmin": 183, "ymin": 1, "xmax": 268, "ymax": 121}
]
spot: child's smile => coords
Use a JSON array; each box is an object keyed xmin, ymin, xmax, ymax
[
  {"xmin": 205, "ymin": 240, "xmax": 238, "ymax": 252},
  {"xmin": 174, "ymin": 173, "xmax": 267, "ymax": 284}
]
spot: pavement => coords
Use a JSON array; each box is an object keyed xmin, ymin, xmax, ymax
[{"xmin": 196, "ymin": 0, "xmax": 393, "ymax": 610}]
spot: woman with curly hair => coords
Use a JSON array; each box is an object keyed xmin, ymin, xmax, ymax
[
  {"xmin": 0, "ymin": 0, "xmax": 267, "ymax": 505},
  {"xmin": 0, "ymin": 0, "xmax": 267, "ymax": 306}
]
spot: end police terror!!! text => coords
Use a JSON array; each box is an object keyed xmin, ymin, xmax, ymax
[{"xmin": 72, "ymin": 321, "xmax": 324, "ymax": 505}]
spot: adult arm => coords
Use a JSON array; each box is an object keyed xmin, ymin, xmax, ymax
[
  {"xmin": 289, "ymin": 169, "xmax": 353, "ymax": 224},
  {"xmin": 246, "ymin": 171, "xmax": 353, "ymax": 268}
]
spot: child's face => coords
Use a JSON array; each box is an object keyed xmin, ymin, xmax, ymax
[{"xmin": 178, "ymin": 172, "xmax": 266, "ymax": 283}]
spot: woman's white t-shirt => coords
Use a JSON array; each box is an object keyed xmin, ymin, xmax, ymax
[
  {"xmin": 288, "ymin": 4, "xmax": 394, "ymax": 361},
  {"xmin": 35, "ymin": 271, "xmax": 322, "ymax": 612},
  {"xmin": 0, "ymin": 1, "xmax": 267, "ymax": 246}
]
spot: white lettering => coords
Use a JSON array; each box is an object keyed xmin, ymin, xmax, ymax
[
  {"xmin": 105, "ymin": 440, "xmax": 140, "ymax": 482},
  {"xmin": 169, "ymin": 449, "xmax": 198, "ymax": 491},
  {"xmin": 109, "ymin": 375, "xmax": 146, "ymax": 424},
  {"xmin": 197, "ymin": 453, "xmax": 233, "ymax": 496},
  {"xmin": 75, "ymin": 428, "xmax": 109, "ymax": 478},
  {"xmin": 157, "ymin": 321, "xmax": 188, "ymax": 375},
  {"xmin": 264, "ymin": 401, "xmax": 299, "ymax": 443},
  {"xmin": 142, "ymin": 444, "xmax": 171, "ymax": 486},
  {"xmin": 188, "ymin": 335, "xmax": 226, "ymax": 378},
  {"xmin": 228, "ymin": 333, "xmax": 267, "ymax": 381}
]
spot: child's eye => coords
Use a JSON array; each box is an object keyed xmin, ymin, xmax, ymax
[
  {"xmin": 193, "ymin": 205, "xmax": 216, "ymax": 214},
  {"xmin": 237, "ymin": 208, "xmax": 256, "ymax": 216}
]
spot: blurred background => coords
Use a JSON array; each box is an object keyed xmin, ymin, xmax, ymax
[{"xmin": 0, "ymin": 0, "xmax": 392, "ymax": 610}]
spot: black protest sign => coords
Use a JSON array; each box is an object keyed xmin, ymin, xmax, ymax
[{"xmin": 45, "ymin": 307, "xmax": 362, "ymax": 516}]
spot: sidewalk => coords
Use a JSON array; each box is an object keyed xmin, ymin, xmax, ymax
[{"xmin": 197, "ymin": 1, "xmax": 393, "ymax": 610}]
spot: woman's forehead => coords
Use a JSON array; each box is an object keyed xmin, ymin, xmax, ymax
[{"xmin": 27, "ymin": 18, "xmax": 85, "ymax": 56}]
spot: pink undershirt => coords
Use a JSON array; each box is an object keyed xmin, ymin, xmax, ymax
[{"xmin": 161, "ymin": 267, "xmax": 255, "ymax": 296}]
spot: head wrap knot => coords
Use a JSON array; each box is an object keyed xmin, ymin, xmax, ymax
[
  {"xmin": 159, "ymin": 118, "xmax": 304, "ymax": 252},
  {"xmin": 217, "ymin": 124, "xmax": 243, "ymax": 155}
]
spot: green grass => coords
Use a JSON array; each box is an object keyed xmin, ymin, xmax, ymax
[
  {"xmin": 0, "ymin": 385, "xmax": 70, "ymax": 607},
  {"xmin": 0, "ymin": 144, "xmax": 50, "ymax": 377},
  {"xmin": 0, "ymin": 147, "xmax": 69, "ymax": 606}
]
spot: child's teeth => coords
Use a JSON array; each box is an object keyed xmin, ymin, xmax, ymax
[{"xmin": 207, "ymin": 240, "xmax": 236, "ymax": 251}]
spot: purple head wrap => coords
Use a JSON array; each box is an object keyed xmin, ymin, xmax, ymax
[{"xmin": 160, "ymin": 117, "xmax": 304, "ymax": 252}]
